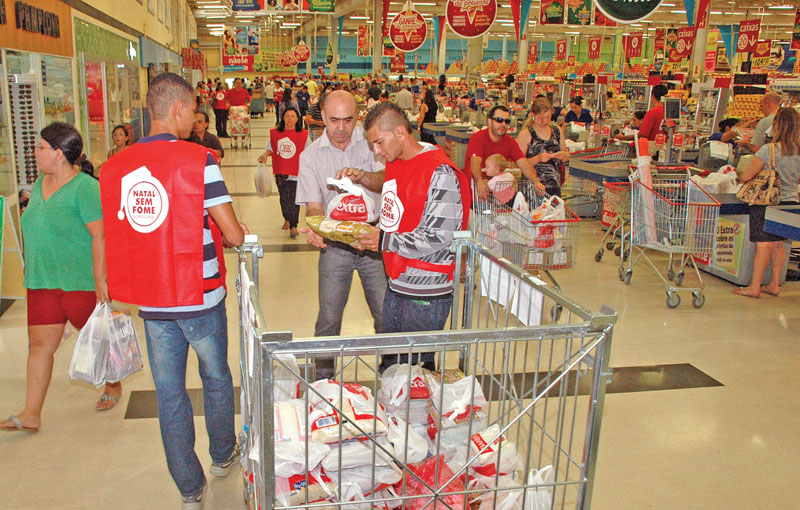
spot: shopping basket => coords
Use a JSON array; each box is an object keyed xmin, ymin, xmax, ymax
[
  {"xmin": 623, "ymin": 171, "xmax": 720, "ymax": 308},
  {"xmin": 236, "ymin": 236, "xmax": 617, "ymax": 510}
]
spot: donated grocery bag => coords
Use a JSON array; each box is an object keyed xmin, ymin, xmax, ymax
[
  {"xmin": 104, "ymin": 307, "xmax": 143, "ymax": 382},
  {"xmin": 69, "ymin": 303, "xmax": 112, "ymax": 387},
  {"xmin": 326, "ymin": 177, "xmax": 377, "ymax": 223},
  {"xmin": 530, "ymin": 196, "xmax": 565, "ymax": 249},
  {"xmin": 254, "ymin": 162, "xmax": 272, "ymax": 198}
]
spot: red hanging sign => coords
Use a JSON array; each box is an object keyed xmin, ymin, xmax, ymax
[
  {"xmin": 654, "ymin": 133, "xmax": 666, "ymax": 148},
  {"xmin": 672, "ymin": 133, "xmax": 684, "ymax": 148},
  {"xmin": 293, "ymin": 41, "xmax": 311, "ymax": 63},
  {"xmin": 696, "ymin": 0, "xmax": 711, "ymax": 29},
  {"xmin": 556, "ymin": 38, "xmax": 567, "ymax": 61},
  {"xmin": 676, "ymin": 27, "xmax": 695, "ymax": 57},
  {"xmin": 625, "ymin": 32, "xmax": 643, "ymax": 59},
  {"xmin": 383, "ymin": 0, "xmax": 394, "ymax": 56},
  {"xmin": 528, "ymin": 42, "xmax": 538, "ymax": 65},
  {"xmin": 738, "ymin": 19, "xmax": 761, "ymax": 54},
  {"xmin": 588, "ymin": 36, "xmax": 602, "ymax": 60},
  {"xmin": 445, "ymin": 0, "xmax": 497, "ymax": 39},
  {"xmin": 594, "ymin": 9, "xmax": 617, "ymax": 27},
  {"xmin": 792, "ymin": 9, "xmax": 800, "ymax": 51},
  {"xmin": 540, "ymin": 0, "xmax": 565, "ymax": 25},
  {"xmin": 390, "ymin": 51, "xmax": 406, "ymax": 73},
  {"xmin": 390, "ymin": 5, "xmax": 427, "ymax": 52},
  {"xmin": 357, "ymin": 25, "xmax": 370, "ymax": 57},
  {"xmin": 654, "ymin": 29, "xmax": 666, "ymax": 51}
]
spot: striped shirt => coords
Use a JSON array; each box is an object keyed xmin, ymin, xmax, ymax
[
  {"xmin": 380, "ymin": 144, "xmax": 463, "ymax": 297},
  {"xmin": 135, "ymin": 133, "xmax": 233, "ymax": 320}
]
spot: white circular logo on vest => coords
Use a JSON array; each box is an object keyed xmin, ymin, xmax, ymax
[
  {"xmin": 380, "ymin": 179, "xmax": 404, "ymax": 233},
  {"xmin": 117, "ymin": 166, "xmax": 170, "ymax": 234},
  {"xmin": 216, "ymin": 92, "xmax": 225, "ymax": 101},
  {"xmin": 277, "ymin": 137, "xmax": 296, "ymax": 159}
]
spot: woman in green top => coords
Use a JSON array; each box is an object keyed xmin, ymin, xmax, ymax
[{"xmin": 1, "ymin": 123, "xmax": 116, "ymax": 432}]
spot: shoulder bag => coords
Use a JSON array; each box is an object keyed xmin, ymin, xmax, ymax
[{"xmin": 736, "ymin": 143, "xmax": 781, "ymax": 206}]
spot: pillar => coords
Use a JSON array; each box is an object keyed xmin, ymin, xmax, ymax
[
  {"xmin": 437, "ymin": 25, "xmax": 448, "ymax": 75},
  {"xmin": 330, "ymin": 17, "xmax": 339, "ymax": 76},
  {"xmin": 306, "ymin": 25, "xmax": 313, "ymax": 75},
  {"xmin": 466, "ymin": 37, "xmax": 482, "ymax": 80},
  {"xmin": 502, "ymin": 35, "xmax": 508, "ymax": 61},
  {"xmin": 372, "ymin": 0, "xmax": 383, "ymax": 76}
]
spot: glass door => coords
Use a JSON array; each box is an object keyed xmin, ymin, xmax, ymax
[{"xmin": 84, "ymin": 60, "xmax": 108, "ymax": 170}]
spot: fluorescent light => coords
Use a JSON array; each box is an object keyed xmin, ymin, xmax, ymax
[
  {"xmin": 769, "ymin": 5, "xmax": 795, "ymax": 9},
  {"xmin": 201, "ymin": 5, "xmax": 226, "ymax": 8},
  {"xmin": 670, "ymin": 10, "xmax": 686, "ymax": 14},
  {"xmin": 351, "ymin": 16, "xmax": 369, "ymax": 19},
  {"xmin": 661, "ymin": 2, "xmax": 676, "ymax": 5},
  {"xmin": 565, "ymin": 31, "xmax": 579, "ymax": 34},
  {"xmin": 206, "ymin": 15, "xmax": 227, "ymax": 18}
]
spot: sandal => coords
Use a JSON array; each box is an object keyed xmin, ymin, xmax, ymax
[
  {"xmin": 1, "ymin": 415, "xmax": 39, "ymax": 432},
  {"xmin": 96, "ymin": 392, "xmax": 120, "ymax": 411},
  {"xmin": 733, "ymin": 287, "xmax": 760, "ymax": 298}
]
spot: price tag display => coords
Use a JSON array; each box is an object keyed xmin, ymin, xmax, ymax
[
  {"xmin": 655, "ymin": 134, "xmax": 666, "ymax": 148},
  {"xmin": 673, "ymin": 133, "xmax": 685, "ymax": 148}
]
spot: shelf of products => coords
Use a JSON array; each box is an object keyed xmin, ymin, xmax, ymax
[
  {"xmin": 770, "ymin": 78, "xmax": 800, "ymax": 107},
  {"xmin": 727, "ymin": 93, "xmax": 763, "ymax": 124}
]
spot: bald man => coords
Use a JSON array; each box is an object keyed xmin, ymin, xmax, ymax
[
  {"xmin": 295, "ymin": 91, "xmax": 387, "ymax": 363},
  {"xmin": 743, "ymin": 91, "xmax": 782, "ymax": 153}
]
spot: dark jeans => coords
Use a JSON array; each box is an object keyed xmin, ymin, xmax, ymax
[
  {"xmin": 214, "ymin": 108, "xmax": 228, "ymax": 136},
  {"xmin": 380, "ymin": 289, "xmax": 453, "ymax": 370},
  {"xmin": 275, "ymin": 175, "xmax": 300, "ymax": 228}
]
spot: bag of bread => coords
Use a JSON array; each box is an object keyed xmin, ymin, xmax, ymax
[
  {"xmin": 306, "ymin": 216, "xmax": 374, "ymax": 245},
  {"xmin": 326, "ymin": 176, "xmax": 378, "ymax": 222}
]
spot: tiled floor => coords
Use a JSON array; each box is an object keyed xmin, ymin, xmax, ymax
[{"xmin": 1, "ymin": 112, "xmax": 799, "ymax": 509}]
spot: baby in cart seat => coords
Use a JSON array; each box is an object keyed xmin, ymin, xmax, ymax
[{"xmin": 485, "ymin": 154, "xmax": 517, "ymax": 204}]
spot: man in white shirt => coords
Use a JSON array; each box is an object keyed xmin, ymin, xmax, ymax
[
  {"xmin": 264, "ymin": 81, "xmax": 275, "ymax": 112},
  {"xmin": 394, "ymin": 85, "xmax": 414, "ymax": 111}
]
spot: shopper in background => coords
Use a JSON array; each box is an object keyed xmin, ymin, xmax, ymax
[
  {"xmin": 195, "ymin": 82, "xmax": 209, "ymax": 114},
  {"xmin": 264, "ymin": 79, "xmax": 275, "ymax": 112},
  {"xmin": 742, "ymin": 91, "xmax": 781, "ymax": 153},
  {"xmin": 107, "ymin": 124, "xmax": 130, "ymax": 159},
  {"xmin": 227, "ymin": 78, "xmax": 251, "ymax": 110},
  {"xmin": 610, "ymin": 111, "xmax": 645, "ymax": 142},
  {"xmin": 417, "ymin": 88, "xmax": 439, "ymax": 144},
  {"xmin": 277, "ymin": 87, "xmax": 299, "ymax": 122},
  {"xmin": 395, "ymin": 85, "xmax": 414, "ymax": 111},
  {"xmin": 258, "ymin": 107, "xmax": 310, "ymax": 239},
  {"xmin": 296, "ymin": 90, "xmax": 387, "ymax": 363},
  {"xmin": 296, "ymin": 84, "xmax": 311, "ymax": 120},
  {"xmin": 734, "ymin": 108, "xmax": 800, "ymax": 298},
  {"xmin": 468, "ymin": 105, "xmax": 545, "ymax": 199},
  {"xmin": 0, "ymin": 122, "xmax": 116, "ymax": 432},
  {"xmin": 99, "ymin": 73, "xmax": 246, "ymax": 509},
  {"xmin": 517, "ymin": 98, "xmax": 570, "ymax": 197},
  {"xmin": 638, "ymin": 84, "xmax": 668, "ymax": 141},
  {"xmin": 368, "ymin": 80, "xmax": 382, "ymax": 102},
  {"xmin": 212, "ymin": 82, "xmax": 230, "ymax": 138},
  {"xmin": 561, "ymin": 96, "xmax": 593, "ymax": 129},
  {"xmin": 188, "ymin": 111, "xmax": 224, "ymax": 162},
  {"xmin": 709, "ymin": 117, "xmax": 742, "ymax": 148},
  {"xmin": 305, "ymin": 92, "xmax": 327, "ymax": 141}
]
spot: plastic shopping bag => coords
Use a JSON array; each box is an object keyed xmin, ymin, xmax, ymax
[
  {"xmin": 274, "ymin": 400, "xmax": 330, "ymax": 477},
  {"xmin": 307, "ymin": 380, "xmax": 389, "ymax": 444},
  {"xmin": 524, "ymin": 466, "xmax": 555, "ymax": 510},
  {"xmin": 104, "ymin": 307, "xmax": 143, "ymax": 383},
  {"xmin": 468, "ymin": 423, "xmax": 521, "ymax": 480},
  {"xmin": 396, "ymin": 455, "xmax": 467, "ymax": 510},
  {"xmin": 325, "ymin": 176, "xmax": 377, "ymax": 223},
  {"xmin": 378, "ymin": 363, "xmax": 431, "ymax": 408},
  {"xmin": 254, "ymin": 162, "xmax": 272, "ymax": 198},
  {"xmin": 530, "ymin": 196, "xmax": 565, "ymax": 249},
  {"xmin": 68, "ymin": 303, "xmax": 111, "ymax": 388},
  {"xmin": 387, "ymin": 415, "xmax": 428, "ymax": 463}
]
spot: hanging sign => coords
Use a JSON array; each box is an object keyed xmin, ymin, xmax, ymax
[
  {"xmin": 676, "ymin": 27, "xmax": 695, "ymax": 57},
  {"xmin": 751, "ymin": 40, "xmax": 772, "ymax": 71},
  {"xmin": 445, "ymin": 0, "xmax": 497, "ymax": 38},
  {"xmin": 625, "ymin": 32, "xmax": 643, "ymax": 59},
  {"xmin": 556, "ymin": 38, "xmax": 567, "ymax": 61},
  {"xmin": 672, "ymin": 133, "xmax": 684, "ymax": 148},
  {"xmin": 655, "ymin": 133, "xmax": 666, "ymax": 148},
  {"xmin": 792, "ymin": 9, "xmax": 800, "ymax": 50},
  {"xmin": 588, "ymin": 36, "xmax": 602, "ymax": 60},
  {"xmin": 285, "ymin": 51, "xmax": 298, "ymax": 66},
  {"xmin": 233, "ymin": 0, "xmax": 335, "ymax": 13},
  {"xmin": 390, "ymin": 51, "xmax": 406, "ymax": 72},
  {"xmin": 737, "ymin": 19, "xmax": 760, "ymax": 54},
  {"xmin": 528, "ymin": 41, "xmax": 538, "ymax": 65},
  {"xmin": 540, "ymin": 0, "xmax": 565, "ymax": 25},
  {"xmin": 390, "ymin": 3, "xmax": 427, "ymax": 52},
  {"xmin": 704, "ymin": 29, "xmax": 719, "ymax": 72},
  {"xmin": 566, "ymin": 0, "xmax": 591, "ymax": 25},
  {"xmin": 294, "ymin": 40, "xmax": 311, "ymax": 62},
  {"xmin": 326, "ymin": 41, "xmax": 334, "ymax": 64},
  {"xmin": 654, "ymin": 29, "xmax": 666, "ymax": 51},
  {"xmin": 594, "ymin": 0, "xmax": 662, "ymax": 23},
  {"xmin": 357, "ymin": 25, "xmax": 371, "ymax": 56},
  {"xmin": 594, "ymin": 8, "xmax": 617, "ymax": 27}
]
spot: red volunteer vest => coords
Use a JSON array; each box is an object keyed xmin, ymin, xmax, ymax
[
  {"xmin": 99, "ymin": 140, "xmax": 226, "ymax": 307},
  {"xmin": 269, "ymin": 128, "xmax": 308, "ymax": 176},
  {"xmin": 381, "ymin": 146, "xmax": 471, "ymax": 280}
]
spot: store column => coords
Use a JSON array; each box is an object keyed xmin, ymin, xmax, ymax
[
  {"xmin": 438, "ymin": 24, "xmax": 448, "ymax": 75},
  {"xmin": 372, "ymin": 0, "xmax": 383, "ymax": 75},
  {"xmin": 306, "ymin": 25, "xmax": 313, "ymax": 75},
  {"xmin": 466, "ymin": 37, "xmax": 482, "ymax": 80},
  {"xmin": 519, "ymin": 24, "xmax": 529, "ymax": 75},
  {"xmin": 330, "ymin": 17, "xmax": 339, "ymax": 76},
  {"xmin": 689, "ymin": 1, "xmax": 710, "ymax": 81}
]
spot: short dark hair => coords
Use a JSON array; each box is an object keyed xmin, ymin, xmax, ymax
[
  {"xmin": 569, "ymin": 96, "xmax": 583, "ymax": 106},
  {"xmin": 487, "ymin": 105, "xmax": 510, "ymax": 119},
  {"xmin": 278, "ymin": 107, "xmax": 303, "ymax": 133},
  {"xmin": 718, "ymin": 117, "xmax": 740, "ymax": 132},
  {"xmin": 633, "ymin": 111, "xmax": 645, "ymax": 121},
  {"xmin": 147, "ymin": 72, "xmax": 194, "ymax": 121},
  {"xmin": 652, "ymin": 84, "xmax": 669, "ymax": 101},
  {"xmin": 363, "ymin": 101, "xmax": 412, "ymax": 134},
  {"xmin": 112, "ymin": 124, "xmax": 129, "ymax": 139},
  {"xmin": 195, "ymin": 111, "xmax": 210, "ymax": 124}
]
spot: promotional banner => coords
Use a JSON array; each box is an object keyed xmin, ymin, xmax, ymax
[
  {"xmin": 222, "ymin": 26, "xmax": 258, "ymax": 71},
  {"xmin": 751, "ymin": 40, "xmax": 772, "ymax": 71},
  {"xmin": 510, "ymin": 0, "xmax": 521, "ymax": 42},
  {"xmin": 540, "ymin": 0, "xmax": 565, "ymax": 25},
  {"xmin": 528, "ymin": 41, "xmax": 538, "ymax": 65},
  {"xmin": 294, "ymin": 40, "xmax": 311, "ymax": 62},
  {"xmin": 445, "ymin": 0, "xmax": 497, "ymax": 38},
  {"xmin": 390, "ymin": 51, "xmax": 406, "ymax": 73},
  {"xmin": 357, "ymin": 25, "xmax": 370, "ymax": 57},
  {"xmin": 382, "ymin": 0, "xmax": 394, "ymax": 56},
  {"xmin": 556, "ymin": 38, "xmax": 567, "ymax": 60},
  {"xmin": 704, "ymin": 29, "xmax": 719, "ymax": 72},
  {"xmin": 390, "ymin": 4, "xmax": 427, "ymax": 52},
  {"xmin": 433, "ymin": 16, "xmax": 444, "ymax": 51},
  {"xmin": 588, "ymin": 35, "xmax": 602, "ymax": 60},
  {"xmin": 567, "ymin": 0, "xmax": 592, "ymax": 25},
  {"xmin": 696, "ymin": 0, "xmax": 710, "ymax": 29},
  {"xmin": 793, "ymin": 9, "xmax": 800, "ymax": 50},
  {"xmin": 654, "ymin": 28, "xmax": 666, "ymax": 51},
  {"xmin": 738, "ymin": 19, "xmax": 760, "ymax": 54},
  {"xmin": 594, "ymin": 0, "xmax": 662, "ymax": 23},
  {"xmin": 625, "ymin": 32, "xmax": 643, "ymax": 59},
  {"xmin": 677, "ymin": 26, "xmax": 695, "ymax": 57},
  {"xmin": 594, "ymin": 8, "xmax": 617, "ymax": 27},
  {"xmin": 233, "ymin": 0, "xmax": 335, "ymax": 12}
]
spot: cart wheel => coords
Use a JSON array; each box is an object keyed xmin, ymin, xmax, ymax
[
  {"xmin": 614, "ymin": 246, "xmax": 621, "ymax": 257},
  {"xmin": 606, "ymin": 242, "xmax": 615, "ymax": 251},
  {"xmin": 666, "ymin": 292, "xmax": 681, "ymax": 308},
  {"xmin": 692, "ymin": 293, "xmax": 705, "ymax": 308},
  {"xmin": 623, "ymin": 270, "xmax": 632, "ymax": 285},
  {"xmin": 551, "ymin": 304, "xmax": 562, "ymax": 322},
  {"xmin": 595, "ymin": 250, "xmax": 603, "ymax": 262},
  {"xmin": 674, "ymin": 271, "xmax": 685, "ymax": 287},
  {"xmin": 618, "ymin": 266, "xmax": 624, "ymax": 280},
  {"xmin": 667, "ymin": 268, "xmax": 675, "ymax": 281}
]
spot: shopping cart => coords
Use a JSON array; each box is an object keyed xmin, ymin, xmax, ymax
[
  {"xmin": 623, "ymin": 171, "xmax": 721, "ymax": 308},
  {"xmin": 230, "ymin": 105, "xmax": 251, "ymax": 149},
  {"xmin": 595, "ymin": 181, "xmax": 632, "ymax": 266},
  {"xmin": 562, "ymin": 149, "xmax": 629, "ymax": 202},
  {"xmin": 236, "ymin": 236, "xmax": 617, "ymax": 510}
]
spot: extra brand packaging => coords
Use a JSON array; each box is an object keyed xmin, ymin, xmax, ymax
[
  {"xmin": 326, "ymin": 176, "xmax": 377, "ymax": 222},
  {"xmin": 307, "ymin": 379, "xmax": 389, "ymax": 444}
]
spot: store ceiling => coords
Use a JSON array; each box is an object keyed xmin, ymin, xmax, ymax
[{"xmin": 189, "ymin": 0, "xmax": 800, "ymax": 47}]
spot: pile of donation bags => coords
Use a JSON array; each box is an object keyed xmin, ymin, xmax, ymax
[{"xmin": 268, "ymin": 361, "xmax": 554, "ymax": 510}]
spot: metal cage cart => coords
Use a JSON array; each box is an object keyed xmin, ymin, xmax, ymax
[
  {"xmin": 236, "ymin": 236, "xmax": 616, "ymax": 510},
  {"xmin": 623, "ymin": 172, "xmax": 721, "ymax": 308},
  {"xmin": 230, "ymin": 105, "xmax": 252, "ymax": 149},
  {"xmin": 595, "ymin": 182, "xmax": 632, "ymax": 267}
]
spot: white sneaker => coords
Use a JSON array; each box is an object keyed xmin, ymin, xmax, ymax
[
  {"xmin": 209, "ymin": 444, "xmax": 240, "ymax": 477},
  {"xmin": 181, "ymin": 481, "xmax": 206, "ymax": 510}
]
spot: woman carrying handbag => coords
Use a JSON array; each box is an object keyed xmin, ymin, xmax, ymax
[{"xmin": 734, "ymin": 107, "xmax": 800, "ymax": 298}]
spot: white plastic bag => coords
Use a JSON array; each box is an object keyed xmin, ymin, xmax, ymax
[
  {"xmin": 254, "ymin": 162, "xmax": 272, "ymax": 198},
  {"xmin": 326, "ymin": 176, "xmax": 377, "ymax": 222},
  {"xmin": 273, "ymin": 354, "xmax": 302, "ymax": 402},
  {"xmin": 104, "ymin": 307, "xmax": 144, "ymax": 383},
  {"xmin": 524, "ymin": 466, "xmax": 555, "ymax": 510},
  {"xmin": 427, "ymin": 375, "xmax": 487, "ymax": 428},
  {"xmin": 512, "ymin": 191, "xmax": 530, "ymax": 217},
  {"xmin": 69, "ymin": 303, "xmax": 111, "ymax": 388},
  {"xmin": 307, "ymin": 380, "xmax": 389, "ymax": 444},
  {"xmin": 530, "ymin": 196, "xmax": 566, "ymax": 250},
  {"xmin": 387, "ymin": 415, "xmax": 428, "ymax": 463},
  {"xmin": 326, "ymin": 463, "xmax": 402, "ymax": 495},
  {"xmin": 274, "ymin": 400, "xmax": 330, "ymax": 477},
  {"xmin": 530, "ymin": 195, "xmax": 565, "ymax": 222},
  {"xmin": 378, "ymin": 363, "xmax": 431, "ymax": 408},
  {"xmin": 321, "ymin": 436, "xmax": 395, "ymax": 471},
  {"xmin": 475, "ymin": 476, "xmax": 524, "ymax": 510},
  {"xmin": 468, "ymin": 423, "xmax": 521, "ymax": 479},
  {"xmin": 274, "ymin": 467, "xmax": 336, "ymax": 508}
]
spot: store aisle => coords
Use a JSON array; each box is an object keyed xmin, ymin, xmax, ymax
[{"xmin": 1, "ymin": 111, "xmax": 799, "ymax": 509}]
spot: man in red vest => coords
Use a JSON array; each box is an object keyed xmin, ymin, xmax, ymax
[
  {"xmin": 99, "ymin": 72, "xmax": 246, "ymax": 509},
  {"xmin": 340, "ymin": 102, "xmax": 470, "ymax": 370}
]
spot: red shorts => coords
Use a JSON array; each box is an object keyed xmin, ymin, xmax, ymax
[{"xmin": 27, "ymin": 288, "xmax": 97, "ymax": 328}]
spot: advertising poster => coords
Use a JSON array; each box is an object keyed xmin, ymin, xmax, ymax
[
  {"xmin": 233, "ymin": 0, "xmax": 334, "ymax": 12},
  {"xmin": 556, "ymin": 38, "xmax": 567, "ymax": 60},
  {"xmin": 676, "ymin": 27, "xmax": 695, "ymax": 57},
  {"xmin": 294, "ymin": 40, "xmax": 311, "ymax": 63},
  {"xmin": 588, "ymin": 36, "xmax": 602, "ymax": 60},
  {"xmin": 704, "ymin": 29, "xmax": 719, "ymax": 72},
  {"xmin": 528, "ymin": 41, "xmax": 538, "ymax": 65},
  {"xmin": 445, "ymin": 0, "xmax": 497, "ymax": 38},
  {"xmin": 594, "ymin": 8, "xmax": 616, "ymax": 27},
  {"xmin": 357, "ymin": 25, "xmax": 371, "ymax": 57},
  {"xmin": 654, "ymin": 29, "xmax": 666, "ymax": 52},
  {"xmin": 751, "ymin": 40, "xmax": 771, "ymax": 71},
  {"xmin": 390, "ymin": 51, "xmax": 406, "ymax": 73},
  {"xmin": 695, "ymin": 218, "xmax": 745, "ymax": 276},
  {"xmin": 566, "ymin": 0, "xmax": 591, "ymax": 25},
  {"xmin": 625, "ymin": 32, "xmax": 643, "ymax": 59},
  {"xmin": 793, "ymin": 9, "xmax": 800, "ymax": 50},
  {"xmin": 223, "ymin": 26, "xmax": 257, "ymax": 71},
  {"xmin": 390, "ymin": 6, "xmax": 427, "ymax": 52},
  {"xmin": 737, "ymin": 19, "xmax": 760, "ymax": 54},
  {"xmin": 540, "ymin": 0, "xmax": 565, "ymax": 25}
]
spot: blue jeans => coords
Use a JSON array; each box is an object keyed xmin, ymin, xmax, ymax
[
  {"xmin": 380, "ymin": 289, "xmax": 453, "ymax": 370},
  {"xmin": 143, "ymin": 304, "xmax": 236, "ymax": 498},
  {"xmin": 315, "ymin": 244, "xmax": 387, "ymax": 337}
]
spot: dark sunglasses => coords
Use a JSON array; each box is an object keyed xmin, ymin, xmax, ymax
[{"xmin": 492, "ymin": 117, "xmax": 512, "ymax": 125}]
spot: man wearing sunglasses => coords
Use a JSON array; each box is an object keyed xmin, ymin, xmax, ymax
[{"xmin": 467, "ymin": 105, "xmax": 545, "ymax": 199}]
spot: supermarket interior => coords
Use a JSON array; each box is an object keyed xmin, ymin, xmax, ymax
[{"xmin": 1, "ymin": 0, "xmax": 800, "ymax": 509}]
